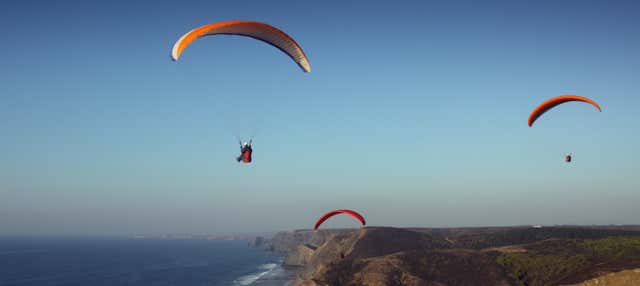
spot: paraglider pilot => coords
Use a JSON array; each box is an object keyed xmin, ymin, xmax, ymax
[
  {"xmin": 565, "ymin": 153, "xmax": 572, "ymax": 163},
  {"xmin": 236, "ymin": 140, "xmax": 252, "ymax": 163}
]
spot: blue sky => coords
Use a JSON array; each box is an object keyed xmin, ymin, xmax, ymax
[{"xmin": 1, "ymin": 0, "xmax": 639, "ymax": 235}]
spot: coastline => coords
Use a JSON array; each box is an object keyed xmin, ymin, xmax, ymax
[
  {"xmin": 257, "ymin": 226, "xmax": 640, "ymax": 286},
  {"xmin": 240, "ymin": 263, "xmax": 299, "ymax": 286}
]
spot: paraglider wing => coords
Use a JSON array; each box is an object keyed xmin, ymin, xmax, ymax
[
  {"xmin": 528, "ymin": 95, "xmax": 601, "ymax": 127},
  {"xmin": 171, "ymin": 20, "xmax": 311, "ymax": 72},
  {"xmin": 314, "ymin": 209, "xmax": 366, "ymax": 230}
]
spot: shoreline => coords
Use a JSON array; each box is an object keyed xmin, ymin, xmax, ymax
[{"xmin": 248, "ymin": 264, "xmax": 299, "ymax": 286}]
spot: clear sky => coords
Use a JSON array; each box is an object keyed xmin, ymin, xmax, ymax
[{"xmin": 1, "ymin": 0, "xmax": 639, "ymax": 236}]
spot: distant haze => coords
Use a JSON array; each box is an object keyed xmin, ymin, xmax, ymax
[{"xmin": 1, "ymin": 0, "xmax": 639, "ymax": 236}]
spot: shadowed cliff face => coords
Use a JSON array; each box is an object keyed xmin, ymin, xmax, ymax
[{"xmin": 276, "ymin": 226, "xmax": 640, "ymax": 286}]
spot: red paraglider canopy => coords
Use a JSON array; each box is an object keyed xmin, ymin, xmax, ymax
[
  {"xmin": 528, "ymin": 95, "xmax": 601, "ymax": 127},
  {"xmin": 314, "ymin": 209, "xmax": 366, "ymax": 230}
]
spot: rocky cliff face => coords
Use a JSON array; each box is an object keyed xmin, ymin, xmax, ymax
[{"xmin": 283, "ymin": 244, "xmax": 317, "ymax": 266}]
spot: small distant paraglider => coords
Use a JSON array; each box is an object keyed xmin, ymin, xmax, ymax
[
  {"xmin": 236, "ymin": 140, "xmax": 253, "ymax": 164},
  {"xmin": 528, "ymin": 95, "xmax": 601, "ymax": 163},
  {"xmin": 314, "ymin": 209, "xmax": 366, "ymax": 230},
  {"xmin": 171, "ymin": 20, "xmax": 311, "ymax": 72}
]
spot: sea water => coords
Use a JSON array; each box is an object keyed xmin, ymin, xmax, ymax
[{"xmin": 0, "ymin": 237, "xmax": 292, "ymax": 286}]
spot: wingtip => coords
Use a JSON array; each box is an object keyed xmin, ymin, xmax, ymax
[{"xmin": 299, "ymin": 58, "xmax": 311, "ymax": 73}]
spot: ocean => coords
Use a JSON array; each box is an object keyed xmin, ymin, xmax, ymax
[{"xmin": 0, "ymin": 237, "xmax": 293, "ymax": 286}]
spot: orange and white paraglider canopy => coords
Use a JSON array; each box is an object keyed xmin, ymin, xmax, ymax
[{"xmin": 172, "ymin": 20, "xmax": 311, "ymax": 72}]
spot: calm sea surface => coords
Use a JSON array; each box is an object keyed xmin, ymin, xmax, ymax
[{"xmin": 0, "ymin": 237, "xmax": 291, "ymax": 286}]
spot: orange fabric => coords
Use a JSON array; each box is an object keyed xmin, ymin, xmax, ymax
[
  {"xmin": 528, "ymin": 95, "xmax": 601, "ymax": 126},
  {"xmin": 172, "ymin": 20, "xmax": 310, "ymax": 72}
]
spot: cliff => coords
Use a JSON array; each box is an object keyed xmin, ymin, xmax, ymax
[
  {"xmin": 269, "ymin": 226, "xmax": 640, "ymax": 286},
  {"xmin": 259, "ymin": 229, "xmax": 354, "ymax": 253},
  {"xmin": 292, "ymin": 227, "xmax": 507, "ymax": 286},
  {"xmin": 283, "ymin": 244, "xmax": 317, "ymax": 266}
]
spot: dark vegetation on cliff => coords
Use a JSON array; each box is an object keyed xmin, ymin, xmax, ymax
[
  {"xmin": 497, "ymin": 236, "xmax": 640, "ymax": 285},
  {"xmin": 405, "ymin": 226, "xmax": 640, "ymax": 249},
  {"xmin": 258, "ymin": 225, "xmax": 640, "ymax": 286}
]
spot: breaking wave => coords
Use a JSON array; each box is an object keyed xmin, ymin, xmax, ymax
[{"xmin": 233, "ymin": 263, "xmax": 279, "ymax": 285}]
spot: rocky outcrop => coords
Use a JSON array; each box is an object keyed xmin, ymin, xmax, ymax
[
  {"xmin": 284, "ymin": 244, "xmax": 317, "ymax": 266},
  {"xmin": 248, "ymin": 236, "xmax": 265, "ymax": 248}
]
